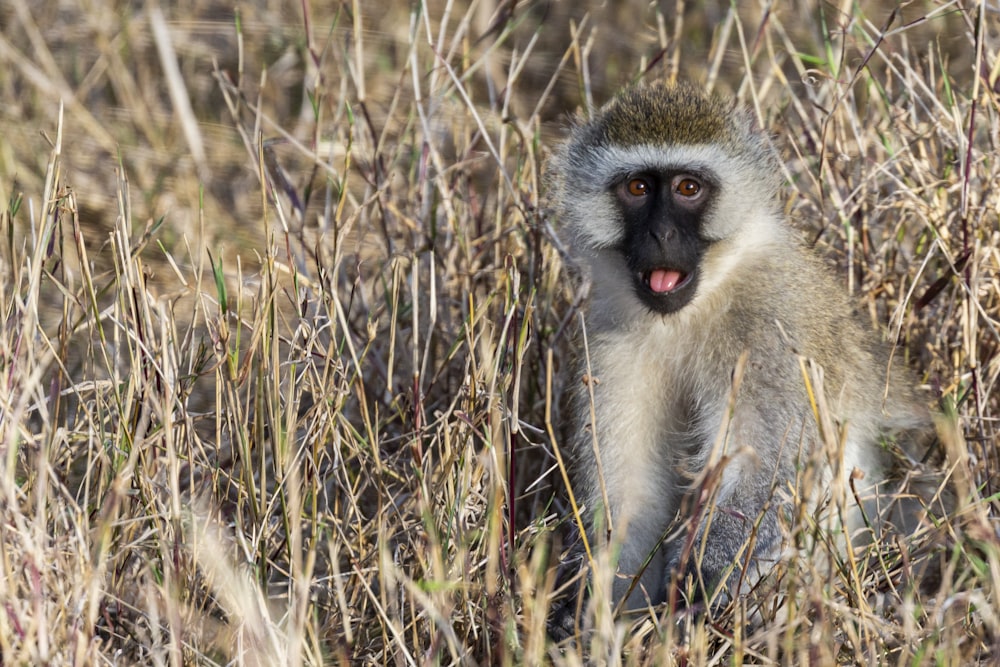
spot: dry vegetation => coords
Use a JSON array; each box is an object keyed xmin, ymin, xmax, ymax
[{"xmin": 0, "ymin": 0, "xmax": 998, "ymax": 664}]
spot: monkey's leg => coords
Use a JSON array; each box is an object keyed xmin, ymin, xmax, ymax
[{"xmin": 668, "ymin": 419, "xmax": 794, "ymax": 609}]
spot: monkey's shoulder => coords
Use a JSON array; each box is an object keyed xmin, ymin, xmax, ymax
[{"xmin": 715, "ymin": 246, "xmax": 891, "ymax": 386}]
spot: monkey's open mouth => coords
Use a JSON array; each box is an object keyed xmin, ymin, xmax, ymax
[{"xmin": 643, "ymin": 268, "xmax": 690, "ymax": 294}]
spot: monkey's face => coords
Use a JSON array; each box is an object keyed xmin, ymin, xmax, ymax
[
  {"xmin": 552, "ymin": 82, "xmax": 787, "ymax": 318},
  {"xmin": 614, "ymin": 168, "xmax": 715, "ymax": 314},
  {"xmin": 555, "ymin": 139, "xmax": 779, "ymax": 319}
]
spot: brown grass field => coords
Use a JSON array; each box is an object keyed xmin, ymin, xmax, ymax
[{"xmin": 0, "ymin": 0, "xmax": 998, "ymax": 664}]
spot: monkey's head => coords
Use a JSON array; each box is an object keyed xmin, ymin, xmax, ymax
[{"xmin": 552, "ymin": 81, "xmax": 786, "ymax": 315}]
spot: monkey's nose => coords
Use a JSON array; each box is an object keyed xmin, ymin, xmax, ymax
[{"xmin": 648, "ymin": 224, "xmax": 677, "ymax": 252}]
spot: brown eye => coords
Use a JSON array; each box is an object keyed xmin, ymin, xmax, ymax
[
  {"xmin": 627, "ymin": 178, "xmax": 649, "ymax": 197},
  {"xmin": 675, "ymin": 177, "xmax": 701, "ymax": 198}
]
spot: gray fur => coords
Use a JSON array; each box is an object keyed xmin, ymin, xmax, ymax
[{"xmin": 552, "ymin": 81, "xmax": 933, "ymax": 609}]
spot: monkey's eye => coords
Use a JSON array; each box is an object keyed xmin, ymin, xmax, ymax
[
  {"xmin": 626, "ymin": 178, "xmax": 650, "ymax": 197},
  {"xmin": 674, "ymin": 177, "xmax": 702, "ymax": 198}
]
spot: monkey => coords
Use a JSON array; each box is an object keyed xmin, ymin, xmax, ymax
[{"xmin": 549, "ymin": 81, "xmax": 937, "ymax": 613}]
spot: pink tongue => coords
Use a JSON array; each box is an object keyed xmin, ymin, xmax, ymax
[{"xmin": 648, "ymin": 268, "xmax": 684, "ymax": 294}]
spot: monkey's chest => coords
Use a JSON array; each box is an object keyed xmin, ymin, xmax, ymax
[{"xmin": 589, "ymin": 351, "xmax": 716, "ymax": 500}]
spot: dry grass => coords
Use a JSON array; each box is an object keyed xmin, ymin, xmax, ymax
[{"xmin": 0, "ymin": 0, "xmax": 997, "ymax": 664}]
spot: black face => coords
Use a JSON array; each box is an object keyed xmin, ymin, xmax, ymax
[{"xmin": 614, "ymin": 169, "xmax": 715, "ymax": 314}]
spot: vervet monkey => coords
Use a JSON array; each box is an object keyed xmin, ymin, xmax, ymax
[{"xmin": 550, "ymin": 81, "xmax": 935, "ymax": 610}]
